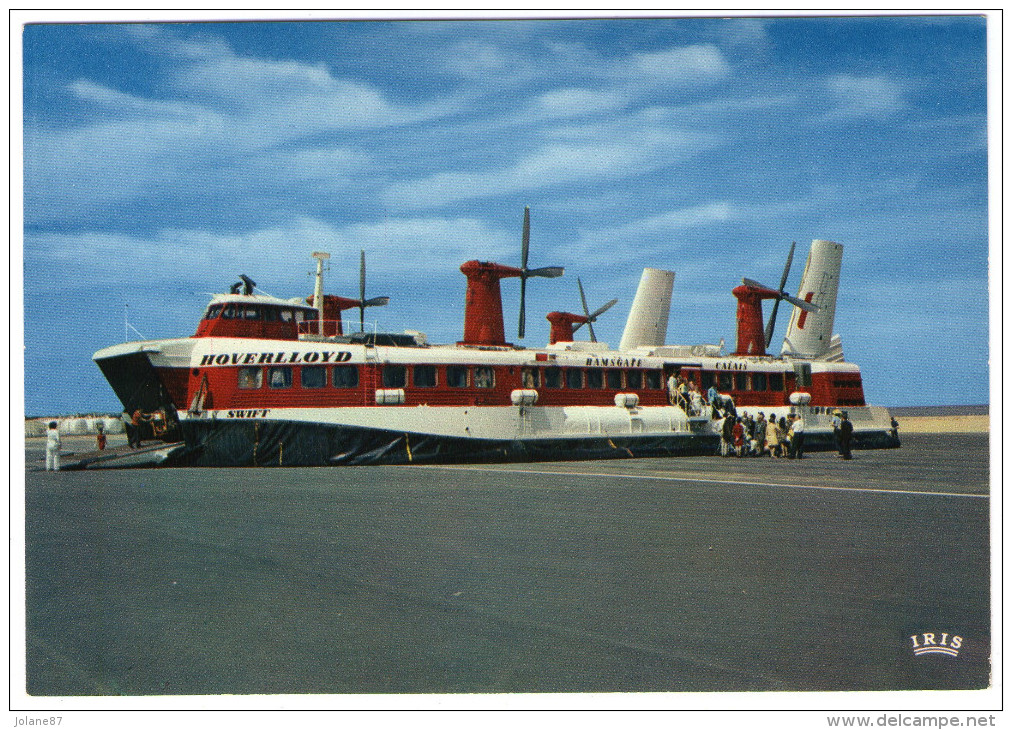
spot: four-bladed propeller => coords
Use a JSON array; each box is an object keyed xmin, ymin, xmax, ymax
[
  {"xmin": 573, "ymin": 278, "xmax": 618, "ymax": 343},
  {"xmin": 517, "ymin": 206, "xmax": 564, "ymax": 339}
]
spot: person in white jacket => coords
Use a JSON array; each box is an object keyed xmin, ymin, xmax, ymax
[{"xmin": 45, "ymin": 421, "xmax": 61, "ymax": 471}]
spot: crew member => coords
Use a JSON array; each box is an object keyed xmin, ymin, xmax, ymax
[
  {"xmin": 45, "ymin": 421, "xmax": 61, "ymax": 472},
  {"xmin": 839, "ymin": 412, "xmax": 854, "ymax": 459},
  {"xmin": 130, "ymin": 408, "xmax": 147, "ymax": 449}
]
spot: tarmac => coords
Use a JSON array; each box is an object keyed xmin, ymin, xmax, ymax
[{"xmin": 23, "ymin": 432, "xmax": 991, "ymax": 696}]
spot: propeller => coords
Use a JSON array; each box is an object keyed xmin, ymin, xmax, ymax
[
  {"xmin": 764, "ymin": 241, "xmax": 795, "ymax": 347},
  {"xmin": 573, "ymin": 278, "xmax": 618, "ymax": 342},
  {"xmin": 517, "ymin": 206, "xmax": 564, "ymax": 339},
  {"xmin": 357, "ymin": 249, "xmax": 390, "ymax": 332},
  {"xmin": 742, "ymin": 276, "xmax": 819, "ymax": 313}
]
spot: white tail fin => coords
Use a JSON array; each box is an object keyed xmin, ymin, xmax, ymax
[
  {"xmin": 781, "ymin": 239, "xmax": 843, "ymax": 359},
  {"xmin": 619, "ymin": 268, "xmax": 674, "ymax": 350}
]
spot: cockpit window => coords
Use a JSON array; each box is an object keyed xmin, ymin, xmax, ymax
[{"xmin": 204, "ymin": 304, "xmax": 223, "ymax": 320}]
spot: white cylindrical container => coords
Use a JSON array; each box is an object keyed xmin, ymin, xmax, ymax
[
  {"xmin": 375, "ymin": 389, "xmax": 406, "ymax": 405},
  {"xmin": 789, "ymin": 391, "xmax": 812, "ymax": 406},
  {"xmin": 510, "ymin": 389, "xmax": 539, "ymax": 406},
  {"xmin": 614, "ymin": 392, "xmax": 640, "ymax": 408}
]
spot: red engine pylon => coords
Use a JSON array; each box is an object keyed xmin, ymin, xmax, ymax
[
  {"xmin": 732, "ymin": 283, "xmax": 784, "ymax": 357},
  {"xmin": 459, "ymin": 260, "xmax": 524, "ymax": 346},
  {"xmin": 545, "ymin": 311, "xmax": 591, "ymax": 345}
]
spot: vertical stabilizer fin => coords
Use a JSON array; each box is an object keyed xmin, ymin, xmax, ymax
[
  {"xmin": 781, "ymin": 239, "xmax": 843, "ymax": 359},
  {"xmin": 619, "ymin": 268, "xmax": 675, "ymax": 351}
]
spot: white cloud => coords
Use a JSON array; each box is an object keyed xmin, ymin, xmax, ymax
[
  {"xmin": 825, "ymin": 74, "xmax": 908, "ymax": 119},
  {"xmin": 532, "ymin": 88, "xmax": 630, "ymax": 119},
  {"xmin": 627, "ymin": 44, "xmax": 731, "ymax": 83},
  {"xmin": 382, "ymin": 125, "xmax": 717, "ymax": 208}
]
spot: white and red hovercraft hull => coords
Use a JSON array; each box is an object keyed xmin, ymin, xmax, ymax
[
  {"xmin": 93, "ymin": 234, "xmax": 899, "ymax": 467},
  {"xmin": 93, "ymin": 333, "xmax": 898, "ymax": 468}
]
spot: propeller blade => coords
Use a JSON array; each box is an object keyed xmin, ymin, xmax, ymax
[
  {"xmin": 765, "ymin": 241, "xmax": 796, "ymax": 347},
  {"xmin": 518, "ymin": 276, "xmax": 527, "ymax": 339},
  {"xmin": 778, "ymin": 241, "xmax": 796, "ymax": 293},
  {"xmin": 782, "ymin": 292, "xmax": 820, "ymax": 312},
  {"xmin": 363, "ymin": 296, "xmax": 389, "ymax": 308},
  {"xmin": 764, "ymin": 299, "xmax": 781, "ymax": 347},
  {"xmin": 742, "ymin": 277, "xmax": 776, "ymax": 290},
  {"xmin": 521, "ymin": 206, "xmax": 530, "ymax": 271},
  {"xmin": 359, "ymin": 250, "xmax": 366, "ymax": 332},
  {"xmin": 578, "ymin": 278, "xmax": 591, "ymax": 318},
  {"xmin": 589, "ymin": 298, "xmax": 618, "ymax": 320},
  {"xmin": 526, "ymin": 266, "xmax": 564, "ymax": 278}
]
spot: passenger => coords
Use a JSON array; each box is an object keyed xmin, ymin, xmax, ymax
[
  {"xmin": 96, "ymin": 422, "xmax": 107, "ymax": 451},
  {"xmin": 707, "ymin": 384, "xmax": 720, "ymax": 412},
  {"xmin": 721, "ymin": 413, "xmax": 735, "ymax": 456},
  {"xmin": 689, "ymin": 386, "xmax": 703, "ymax": 417},
  {"xmin": 839, "ymin": 412, "xmax": 854, "ymax": 459},
  {"xmin": 732, "ymin": 417, "xmax": 745, "ymax": 457},
  {"xmin": 755, "ymin": 412, "xmax": 767, "ymax": 455},
  {"xmin": 789, "ymin": 414, "xmax": 806, "ymax": 459},
  {"xmin": 831, "ymin": 409, "xmax": 842, "ymax": 452},
  {"xmin": 667, "ymin": 372, "xmax": 678, "ymax": 405},
  {"xmin": 678, "ymin": 377, "xmax": 690, "ymax": 410},
  {"xmin": 765, "ymin": 416, "xmax": 781, "ymax": 457},
  {"xmin": 45, "ymin": 421, "xmax": 61, "ymax": 472},
  {"xmin": 890, "ymin": 416, "xmax": 900, "ymax": 444},
  {"xmin": 778, "ymin": 417, "xmax": 790, "ymax": 457}
]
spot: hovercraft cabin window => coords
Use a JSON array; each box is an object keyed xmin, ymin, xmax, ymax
[
  {"xmin": 382, "ymin": 365, "xmax": 406, "ymax": 388},
  {"xmin": 521, "ymin": 367, "xmax": 539, "ymax": 388},
  {"xmin": 734, "ymin": 372, "xmax": 747, "ymax": 391},
  {"xmin": 626, "ymin": 370, "xmax": 642, "ymax": 389},
  {"xmin": 752, "ymin": 372, "xmax": 767, "ymax": 391},
  {"xmin": 413, "ymin": 365, "xmax": 437, "ymax": 388},
  {"xmin": 717, "ymin": 372, "xmax": 732, "ymax": 391},
  {"xmin": 768, "ymin": 372, "xmax": 784, "ymax": 391},
  {"xmin": 301, "ymin": 366, "xmax": 326, "ymax": 389},
  {"xmin": 474, "ymin": 367, "xmax": 494, "ymax": 388},
  {"xmin": 333, "ymin": 365, "xmax": 359, "ymax": 388},
  {"xmin": 606, "ymin": 369, "xmax": 623, "ymax": 389},
  {"xmin": 645, "ymin": 370, "xmax": 662, "ymax": 390},
  {"xmin": 204, "ymin": 305, "xmax": 223, "ymax": 320},
  {"xmin": 446, "ymin": 365, "xmax": 468, "ymax": 388},
  {"xmin": 565, "ymin": 368, "xmax": 583, "ymax": 389},
  {"xmin": 238, "ymin": 367, "xmax": 262, "ymax": 389},
  {"xmin": 269, "ymin": 366, "xmax": 292, "ymax": 388},
  {"xmin": 586, "ymin": 369, "xmax": 603, "ymax": 389},
  {"xmin": 543, "ymin": 367, "xmax": 562, "ymax": 389}
]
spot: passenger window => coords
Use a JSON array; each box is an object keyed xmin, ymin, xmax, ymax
[
  {"xmin": 238, "ymin": 367, "xmax": 262, "ymax": 389},
  {"xmin": 769, "ymin": 372, "xmax": 784, "ymax": 391},
  {"xmin": 752, "ymin": 372, "xmax": 767, "ymax": 391},
  {"xmin": 301, "ymin": 366, "xmax": 326, "ymax": 388},
  {"xmin": 413, "ymin": 365, "xmax": 437, "ymax": 387},
  {"xmin": 565, "ymin": 368, "xmax": 584, "ymax": 389},
  {"xmin": 645, "ymin": 371, "xmax": 661, "ymax": 389},
  {"xmin": 606, "ymin": 369, "xmax": 623, "ymax": 389},
  {"xmin": 543, "ymin": 367, "xmax": 562, "ymax": 389},
  {"xmin": 382, "ymin": 365, "xmax": 406, "ymax": 388},
  {"xmin": 626, "ymin": 370, "xmax": 642, "ymax": 389},
  {"xmin": 280, "ymin": 309, "xmax": 293, "ymax": 323},
  {"xmin": 333, "ymin": 365, "xmax": 359, "ymax": 388},
  {"xmin": 263, "ymin": 307, "xmax": 279, "ymax": 322},
  {"xmin": 243, "ymin": 306, "xmax": 260, "ymax": 320},
  {"xmin": 204, "ymin": 305, "xmax": 223, "ymax": 320},
  {"xmin": 474, "ymin": 367, "xmax": 494, "ymax": 388},
  {"xmin": 446, "ymin": 366, "xmax": 468, "ymax": 388},
  {"xmin": 268, "ymin": 366, "xmax": 293, "ymax": 388},
  {"xmin": 734, "ymin": 372, "xmax": 747, "ymax": 391},
  {"xmin": 586, "ymin": 369, "xmax": 603, "ymax": 389},
  {"xmin": 521, "ymin": 367, "xmax": 539, "ymax": 388},
  {"xmin": 718, "ymin": 372, "xmax": 733, "ymax": 391},
  {"xmin": 221, "ymin": 304, "xmax": 237, "ymax": 320},
  {"xmin": 701, "ymin": 371, "xmax": 716, "ymax": 390}
]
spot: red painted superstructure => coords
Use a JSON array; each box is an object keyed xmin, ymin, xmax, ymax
[
  {"xmin": 546, "ymin": 311, "xmax": 590, "ymax": 344},
  {"xmin": 732, "ymin": 282, "xmax": 782, "ymax": 356}
]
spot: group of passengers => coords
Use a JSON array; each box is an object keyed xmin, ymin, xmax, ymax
[
  {"xmin": 716, "ymin": 410, "xmax": 807, "ymax": 459},
  {"xmin": 666, "ymin": 373, "xmax": 705, "ymax": 416}
]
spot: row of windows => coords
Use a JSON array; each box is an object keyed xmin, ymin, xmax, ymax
[
  {"xmin": 699, "ymin": 370, "xmax": 785, "ymax": 393},
  {"xmin": 205, "ymin": 303, "xmax": 315, "ymax": 323},
  {"xmin": 233, "ymin": 364, "xmax": 667, "ymax": 391}
]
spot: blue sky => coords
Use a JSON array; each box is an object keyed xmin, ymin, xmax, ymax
[{"xmin": 21, "ymin": 16, "xmax": 989, "ymax": 415}]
